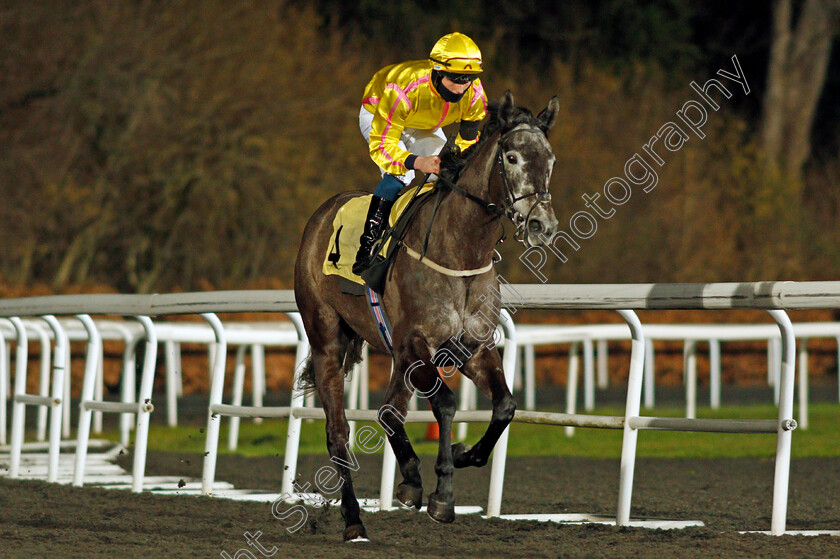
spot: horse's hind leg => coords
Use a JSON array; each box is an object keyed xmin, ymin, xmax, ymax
[
  {"xmin": 378, "ymin": 371, "xmax": 424, "ymax": 510},
  {"xmin": 310, "ymin": 331, "xmax": 368, "ymax": 541},
  {"xmin": 452, "ymin": 348, "xmax": 516, "ymax": 468}
]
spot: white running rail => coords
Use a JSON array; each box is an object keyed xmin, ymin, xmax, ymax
[{"xmin": 0, "ymin": 281, "xmax": 838, "ymax": 535}]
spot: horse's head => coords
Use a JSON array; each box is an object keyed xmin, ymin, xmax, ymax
[{"xmin": 490, "ymin": 91, "xmax": 560, "ymax": 247}]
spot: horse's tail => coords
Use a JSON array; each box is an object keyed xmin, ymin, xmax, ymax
[
  {"xmin": 294, "ymin": 327, "xmax": 365, "ymax": 394},
  {"xmin": 295, "ymin": 354, "xmax": 317, "ymax": 395},
  {"xmin": 341, "ymin": 334, "xmax": 365, "ymax": 377}
]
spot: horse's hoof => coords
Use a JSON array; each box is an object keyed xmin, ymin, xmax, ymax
[
  {"xmin": 452, "ymin": 443, "xmax": 472, "ymax": 468},
  {"xmin": 427, "ymin": 494, "xmax": 455, "ymax": 524},
  {"xmin": 343, "ymin": 524, "xmax": 369, "ymax": 543},
  {"xmin": 396, "ymin": 482, "xmax": 423, "ymax": 510}
]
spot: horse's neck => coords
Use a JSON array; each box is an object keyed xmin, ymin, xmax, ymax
[{"xmin": 414, "ymin": 139, "xmax": 502, "ymax": 268}]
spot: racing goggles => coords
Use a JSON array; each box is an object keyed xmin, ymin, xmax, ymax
[{"xmin": 439, "ymin": 71, "xmax": 479, "ymax": 84}]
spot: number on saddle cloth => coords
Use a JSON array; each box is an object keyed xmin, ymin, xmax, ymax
[{"xmin": 327, "ymin": 225, "xmax": 343, "ymax": 266}]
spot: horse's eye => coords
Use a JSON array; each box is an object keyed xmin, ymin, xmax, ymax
[{"xmin": 506, "ymin": 154, "xmax": 517, "ymax": 164}]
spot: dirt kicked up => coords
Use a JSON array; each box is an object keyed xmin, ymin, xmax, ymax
[{"xmin": 1, "ymin": 451, "xmax": 839, "ymax": 558}]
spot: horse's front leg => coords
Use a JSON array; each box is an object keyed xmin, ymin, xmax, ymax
[
  {"xmin": 452, "ymin": 347, "xmax": 516, "ymax": 468},
  {"xmin": 427, "ymin": 373, "xmax": 458, "ymax": 522},
  {"xmin": 397, "ymin": 343, "xmax": 457, "ymax": 523}
]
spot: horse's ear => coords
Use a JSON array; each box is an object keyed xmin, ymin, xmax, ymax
[
  {"xmin": 499, "ymin": 90, "xmax": 516, "ymax": 127},
  {"xmin": 536, "ymin": 96, "xmax": 560, "ymax": 133}
]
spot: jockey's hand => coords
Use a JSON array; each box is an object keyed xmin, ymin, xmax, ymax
[{"xmin": 414, "ymin": 155, "xmax": 441, "ymax": 175}]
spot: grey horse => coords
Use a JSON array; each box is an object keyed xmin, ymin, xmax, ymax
[{"xmin": 294, "ymin": 91, "xmax": 560, "ymax": 541}]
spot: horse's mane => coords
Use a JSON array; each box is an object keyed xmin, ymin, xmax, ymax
[
  {"xmin": 439, "ymin": 101, "xmax": 543, "ymax": 184},
  {"xmin": 480, "ymin": 101, "xmax": 540, "ymax": 143}
]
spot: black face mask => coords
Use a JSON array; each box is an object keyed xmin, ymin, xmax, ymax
[{"xmin": 431, "ymin": 69, "xmax": 467, "ymax": 103}]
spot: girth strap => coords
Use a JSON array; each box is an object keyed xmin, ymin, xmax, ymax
[{"xmin": 401, "ymin": 244, "xmax": 493, "ymax": 277}]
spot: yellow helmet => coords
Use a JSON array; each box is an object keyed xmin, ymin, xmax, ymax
[{"xmin": 429, "ymin": 32, "xmax": 483, "ymax": 74}]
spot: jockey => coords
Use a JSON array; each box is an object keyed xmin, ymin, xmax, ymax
[{"xmin": 352, "ymin": 31, "xmax": 489, "ymax": 274}]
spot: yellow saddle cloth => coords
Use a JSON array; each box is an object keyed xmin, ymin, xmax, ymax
[{"xmin": 323, "ymin": 184, "xmax": 434, "ymax": 285}]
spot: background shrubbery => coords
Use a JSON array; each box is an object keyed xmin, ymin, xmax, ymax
[{"xmin": 1, "ymin": 1, "xmax": 838, "ymax": 293}]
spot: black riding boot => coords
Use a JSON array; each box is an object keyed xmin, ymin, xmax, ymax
[{"xmin": 352, "ymin": 195, "xmax": 394, "ymax": 275}]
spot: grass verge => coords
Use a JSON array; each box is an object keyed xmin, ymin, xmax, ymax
[{"xmin": 89, "ymin": 402, "xmax": 840, "ymax": 460}]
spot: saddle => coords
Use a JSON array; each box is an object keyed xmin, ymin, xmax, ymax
[{"xmin": 322, "ymin": 184, "xmax": 436, "ymax": 293}]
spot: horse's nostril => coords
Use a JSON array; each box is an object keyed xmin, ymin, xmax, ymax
[{"xmin": 528, "ymin": 220, "xmax": 542, "ymax": 233}]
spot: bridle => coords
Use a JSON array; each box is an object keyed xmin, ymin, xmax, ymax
[
  {"xmin": 492, "ymin": 126, "xmax": 553, "ymax": 243},
  {"xmin": 437, "ymin": 125, "xmax": 553, "ymax": 244},
  {"xmin": 389, "ymin": 124, "xmax": 555, "ymax": 274}
]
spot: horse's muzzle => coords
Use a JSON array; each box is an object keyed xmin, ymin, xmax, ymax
[{"xmin": 526, "ymin": 213, "xmax": 558, "ymax": 247}]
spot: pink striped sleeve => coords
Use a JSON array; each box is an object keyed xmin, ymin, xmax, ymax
[
  {"xmin": 385, "ymin": 83, "xmax": 412, "ymax": 111},
  {"xmin": 469, "ymin": 80, "xmax": 488, "ymax": 112}
]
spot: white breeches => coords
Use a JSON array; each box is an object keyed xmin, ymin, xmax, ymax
[{"xmin": 359, "ymin": 107, "xmax": 447, "ymax": 185}]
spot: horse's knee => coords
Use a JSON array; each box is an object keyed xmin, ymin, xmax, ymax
[
  {"xmin": 494, "ymin": 395, "xmax": 516, "ymax": 424},
  {"xmin": 435, "ymin": 459, "xmax": 454, "ymax": 478},
  {"xmin": 470, "ymin": 451, "xmax": 489, "ymax": 468},
  {"xmin": 433, "ymin": 390, "xmax": 457, "ymax": 419}
]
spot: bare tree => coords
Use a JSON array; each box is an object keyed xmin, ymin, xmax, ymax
[{"xmin": 761, "ymin": 0, "xmax": 840, "ymax": 178}]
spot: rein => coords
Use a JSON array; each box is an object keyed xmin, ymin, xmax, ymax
[{"xmin": 434, "ymin": 175, "xmax": 505, "ymax": 217}]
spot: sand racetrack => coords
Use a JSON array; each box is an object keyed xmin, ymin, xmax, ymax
[{"xmin": 2, "ymin": 449, "xmax": 839, "ymax": 558}]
